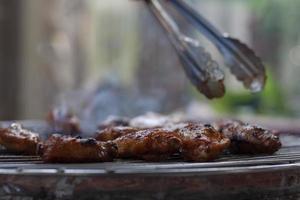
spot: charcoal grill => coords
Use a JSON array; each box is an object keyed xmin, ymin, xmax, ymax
[{"xmin": 0, "ymin": 121, "xmax": 300, "ymax": 200}]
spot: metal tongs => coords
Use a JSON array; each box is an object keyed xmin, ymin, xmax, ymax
[{"xmin": 144, "ymin": 0, "xmax": 267, "ymax": 99}]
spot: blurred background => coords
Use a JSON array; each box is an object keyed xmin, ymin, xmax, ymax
[{"xmin": 0, "ymin": 0, "xmax": 300, "ymax": 123}]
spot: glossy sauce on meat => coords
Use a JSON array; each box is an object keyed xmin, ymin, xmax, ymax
[
  {"xmin": 114, "ymin": 128, "xmax": 182, "ymax": 161},
  {"xmin": 114, "ymin": 123, "xmax": 230, "ymax": 162},
  {"xmin": 215, "ymin": 120, "xmax": 281, "ymax": 154},
  {"xmin": 42, "ymin": 135, "xmax": 116, "ymax": 163},
  {"xmin": 167, "ymin": 123, "xmax": 230, "ymax": 161},
  {"xmin": 0, "ymin": 123, "xmax": 40, "ymax": 155}
]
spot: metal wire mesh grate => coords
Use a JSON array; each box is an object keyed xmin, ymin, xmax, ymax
[{"xmin": 0, "ymin": 145, "xmax": 299, "ymax": 175}]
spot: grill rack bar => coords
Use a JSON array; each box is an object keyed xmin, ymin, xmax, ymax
[{"xmin": 0, "ymin": 146, "xmax": 299, "ymax": 174}]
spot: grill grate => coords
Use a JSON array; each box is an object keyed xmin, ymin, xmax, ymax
[
  {"xmin": 0, "ymin": 156, "xmax": 41, "ymax": 163},
  {"xmin": 0, "ymin": 145, "xmax": 299, "ymax": 175},
  {"xmin": 0, "ymin": 143, "xmax": 300, "ymax": 199}
]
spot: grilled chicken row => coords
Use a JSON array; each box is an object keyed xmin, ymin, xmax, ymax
[{"xmin": 0, "ymin": 120, "xmax": 281, "ymax": 163}]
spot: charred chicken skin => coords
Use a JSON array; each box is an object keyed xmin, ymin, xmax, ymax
[
  {"xmin": 167, "ymin": 123, "xmax": 231, "ymax": 161},
  {"xmin": 42, "ymin": 134, "xmax": 116, "ymax": 163},
  {"xmin": 215, "ymin": 120, "xmax": 281, "ymax": 154},
  {"xmin": 95, "ymin": 126, "xmax": 140, "ymax": 142},
  {"xmin": 111, "ymin": 123, "xmax": 229, "ymax": 162},
  {"xmin": 0, "ymin": 123, "xmax": 40, "ymax": 155},
  {"xmin": 114, "ymin": 128, "xmax": 182, "ymax": 161}
]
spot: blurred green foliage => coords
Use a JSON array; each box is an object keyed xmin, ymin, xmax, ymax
[
  {"xmin": 201, "ymin": 0, "xmax": 300, "ymax": 116},
  {"xmin": 210, "ymin": 70, "xmax": 292, "ymax": 116},
  {"xmin": 249, "ymin": 0, "xmax": 300, "ymax": 41}
]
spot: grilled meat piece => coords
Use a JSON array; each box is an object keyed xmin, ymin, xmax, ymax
[
  {"xmin": 215, "ymin": 120, "xmax": 281, "ymax": 154},
  {"xmin": 114, "ymin": 123, "xmax": 229, "ymax": 162},
  {"xmin": 114, "ymin": 128, "xmax": 182, "ymax": 161},
  {"xmin": 42, "ymin": 135, "xmax": 116, "ymax": 163},
  {"xmin": 167, "ymin": 123, "xmax": 230, "ymax": 161},
  {"xmin": 95, "ymin": 126, "xmax": 139, "ymax": 142},
  {"xmin": 47, "ymin": 108, "xmax": 81, "ymax": 135},
  {"xmin": 98, "ymin": 116, "xmax": 130, "ymax": 130},
  {"xmin": 0, "ymin": 123, "xmax": 40, "ymax": 155}
]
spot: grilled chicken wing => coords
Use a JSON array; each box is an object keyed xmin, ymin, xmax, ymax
[
  {"xmin": 114, "ymin": 128, "xmax": 182, "ymax": 161},
  {"xmin": 215, "ymin": 120, "xmax": 281, "ymax": 154},
  {"xmin": 42, "ymin": 134, "xmax": 116, "ymax": 163},
  {"xmin": 0, "ymin": 123, "xmax": 40, "ymax": 155},
  {"xmin": 167, "ymin": 123, "xmax": 230, "ymax": 161},
  {"xmin": 95, "ymin": 126, "xmax": 139, "ymax": 142}
]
